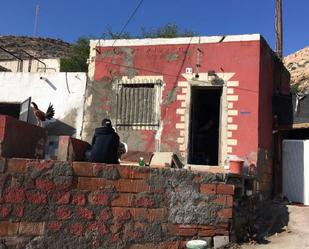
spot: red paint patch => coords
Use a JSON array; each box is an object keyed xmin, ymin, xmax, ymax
[
  {"xmin": 88, "ymin": 222, "xmax": 108, "ymax": 236},
  {"xmin": 36, "ymin": 179, "xmax": 54, "ymax": 192},
  {"xmin": 77, "ymin": 207, "xmax": 93, "ymax": 220},
  {"xmin": 72, "ymin": 193, "xmax": 86, "ymax": 206},
  {"xmin": 0, "ymin": 205, "xmax": 11, "ymax": 217},
  {"xmin": 88, "ymin": 193, "xmax": 109, "ymax": 205},
  {"xmin": 98, "ymin": 209, "xmax": 111, "ymax": 221},
  {"xmin": 56, "ymin": 207, "xmax": 72, "ymax": 220},
  {"xmin": 53, "ymin": 191, "xmax": 71, "ymax": 205},
  {"xmin": 15, "ymin": 205, "xmax": 24, "ymax": 218},
  {"xmin": 3, "ymin": 188, "xmax": 25, "ymax": 203},
  {"xmin": 26, "ymin": 191, "xmax": 47, "ymax": 205},
  {"xmin": 69, "ymin": 223, "xmax": 84, "ymax": 236}
]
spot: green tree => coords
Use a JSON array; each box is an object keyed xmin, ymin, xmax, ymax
[
  {"xmin": 60, "ymin": 37, "xmax": 90, "ymax": 72},
  {"xmin": 140, "ymin": 23, "xmax": 196, "ymax": 38},
  {"xmin": 60, "ymin": 24, "xmax": 197, "ymax": 72},
  {"xmin": 103, "ymin": 23, "xmax": 197, "ymax": 39}
]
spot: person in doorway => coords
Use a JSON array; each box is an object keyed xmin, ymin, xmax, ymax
[{"xmin": 89, "ymin": 118, "xmax": 120, "ymax": 164}]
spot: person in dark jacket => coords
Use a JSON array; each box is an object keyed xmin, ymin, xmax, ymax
[{"xmin": 89, "ymin": 118, "xmax": 120, "ymax": 164}]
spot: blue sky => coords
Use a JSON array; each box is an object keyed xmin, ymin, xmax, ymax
[{"xmin": 0, "ymin": 0, "xmax": 308, "ymax": 55}]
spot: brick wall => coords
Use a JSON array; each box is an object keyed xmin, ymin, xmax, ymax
[
  {"xmin": 0, "ymin": 158, "xmax": 234, "ymax": 249},
  {"xmin": 0, "ymin": 115, "xmax": 47, "ymax": 159}
]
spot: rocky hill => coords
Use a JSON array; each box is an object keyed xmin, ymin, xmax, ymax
[
  {"xmin": 284, "ymin": 46, "xmax": 309, "ymax": 92},
  {"xmin": 0, "ymin": 36, "xmax": 71, "ymax": 60}
]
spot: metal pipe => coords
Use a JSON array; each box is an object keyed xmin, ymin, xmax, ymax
[
  {"xmin": 20, "ymin": 49, "xmax": 47, "ymax": 72},
  {"xmin": 0, "ymin": 46, "xmax": 23, "ymax": 72}
]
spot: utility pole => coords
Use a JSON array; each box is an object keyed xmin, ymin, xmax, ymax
[
  {"xmin": 33, "ymin": 4, "xmax": 40, "ymax": 37},
  {"xmin": 275, "ymin": 0, "xmax": 283, "ymax": 59}
]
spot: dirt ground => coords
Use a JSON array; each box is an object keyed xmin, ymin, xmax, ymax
[{"xmin": 241, "ymin": 205, "xmax": 309, "ymax": 249}]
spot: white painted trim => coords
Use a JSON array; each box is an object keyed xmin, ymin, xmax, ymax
[{"xmin": 90, "ymin": 34, "xmax": 260, "ymax": 48}]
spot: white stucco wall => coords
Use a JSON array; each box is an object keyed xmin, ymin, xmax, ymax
[
  {"xmin": 0, "ymin": 72, "xmax": 87, "ymax": 138},
  {"xmin": 0, "ymin": 58, "xmax": 61, "ymax": 72}
]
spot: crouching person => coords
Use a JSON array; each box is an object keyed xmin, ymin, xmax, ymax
[{"xmin": 88, "ymin": 118, "xmax": 120, "ymax": 164}]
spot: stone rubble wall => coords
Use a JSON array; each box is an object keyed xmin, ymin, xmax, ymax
[
  {"xmin": 284, "ymin": 46, "xmax": 309, "ymax": 91},
  {"xmin": 0, "ymin": 158, "xmax": 234, "ymax": 249},
  {"xmin": 0, "ymin": 36, "xmax": 71, "ymax": 60}
]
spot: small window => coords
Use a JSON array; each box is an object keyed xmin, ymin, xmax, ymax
[{"xmin": 116, "ymin": 82, "xmax": 161, "ymax": 130}]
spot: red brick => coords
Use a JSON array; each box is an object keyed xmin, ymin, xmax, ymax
[
  {"xmin": 53, "ymin": 191, "xmax": 71, "ymax": 205},
  {"xmin": 0, "ymin": 205, "xmax": 11, "ymax": 217},
  {"xmin": 112, "ymin": 193, "xmax": 133, "ymax": 207},
  {"xmin": 77, "ymin": 207, "xmax": 93, "ymax": 220},
  {"xmin": 213, "ymin": 196, "xmax": 226, "ymax": 205},
  {"xmin": 118, "ymin": 166, "xmax": 150, "ymax": 179},
  {"xmin": 72, "ymin": 162, "xmax": 94, "ymax": 177},
  {"xmin": 262, "ymin": 173, "xmax": 273, "ymax": 183},
  {"xmin": 88, "ymin": 222, "xmax": 108, "ymax": 236},
  {"xmin": 112, "ymin": 207, "xmax": 138, "ymax": 219},
  {"xmin": 217, "ymin": 208, "xmax": 233, "ymax": 219},
  {"xmin": 56, "ymin": 207, "xmax": 72, "ymax": 220},
  {"xmin": 88, "ymin": 192, "xmax": 110, "ymax": 205},
  {"xmin": 35, "ymin": 179, "xmax": 54, "ymax": 192},
  {"xmin": 18, "ymin": 222, "xmax": 45, "ymax": 236},
  {"xmin": 200, "ymin": 184, "xmax": 216, "ymax": 194},
  {"xmin": 77, "ymin": 177, "xmax": 111, "ymax": 191},
  {"xmin": 215, "ymin": 229, "xmax": 229, "ymax": 235},
  {"xmin": 72, "ymin": 193, "xmax": 86, "ymax": 206},
  {"xmin": 216, "ymin": 184, "xmax": 235, "ymax": 195},
  {"xmin": 198, "ymin": 229, "xmax": 215, "ymax": 236},
  {"xmin": 217, "ymin": 223, "xmax": 229, "ymax": 229},
  {"xmin": 69, "ymin": 223, "xmax": 83, "ymax": 236},
  {"xmin": 47, "ymin": 221, "xmax": 62, "ymax": 232},
  {"xmin": 115, "ymin": 179, "xmax": 150, "ymax": 193},
  {"xmin": 158, "ymin": 241, "xmax": 187, "ymax": 249},
  {"xmin": 3, "ymin": 188, "xmax": 25, "ymax": 203},
  {"xmin": 6, "ymin": 159, "xmax": 27, "ymax": 173},
  {"xmin": 0, "ymin": 221, "xmax": 19, "ymax": 236},
  {"xmin": 15, "ymin": 205, "xmax": 24, "ymax": 218},
  {"xmin": 226, "ymin": 195, "xmax": 233, "ymax": 207},
  {"xmin": 98, "ymin": 209, "xmax": 111, "ymax": 221},
  {"xmin": 26, "ymin": 191, "xmax": 47, "ymax": 205},
  {"xmin": 115, "ymin": 209, "xmax": 131, "ymax": 224},
  {"xmin": 27, "ymin": 160, "xmax": 54, "ymax": 172},
  {"xmin": 168, "ymin": 224, "xmax": 198, "ymax": 236}
]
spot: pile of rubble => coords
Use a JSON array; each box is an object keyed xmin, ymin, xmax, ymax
[{"xmin": 233, "ymin": 196, "xmax": 289, "ymax": 244}]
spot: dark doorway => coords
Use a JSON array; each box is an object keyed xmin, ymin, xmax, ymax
[
  {"xmin": 188, "ymin": 87, "xmax": 222, "ymax": 165},
  {"xmin": 0, "ymin": 103, "xmax": 20, "ymax": 119}
]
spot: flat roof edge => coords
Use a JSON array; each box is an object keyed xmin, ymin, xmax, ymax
[{"xmin": 90, "ymin": 34, "xmax": 261, "ymax": 47}]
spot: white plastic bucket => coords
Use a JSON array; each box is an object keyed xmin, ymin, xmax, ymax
[{"xmin": 186, "ymin": 240, "xmax": 208, "ymax": 249}]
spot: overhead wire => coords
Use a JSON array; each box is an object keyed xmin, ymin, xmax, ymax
[
  {"xmin": 87, "ymin": 0, "xmax": 258, "ymax": 94},
  {"xmin": 111, "ymin": 0, "xmax": 144, "ymax": 47},
  {"xmin": 88, "ymin": 0, "xmax": 144, "ymax": 72}
]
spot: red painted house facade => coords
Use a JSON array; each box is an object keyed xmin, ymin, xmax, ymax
[{"xmin": 82, "ymin": 34, "xmax": 290, "ymax": 193}]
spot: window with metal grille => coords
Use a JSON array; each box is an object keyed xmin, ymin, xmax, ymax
[{"xmin": 116, "ymin": 82, "xmax": 161, "ymax": 130}]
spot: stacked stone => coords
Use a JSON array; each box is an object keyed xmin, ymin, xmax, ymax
[{"xmin": 0, "ymin": 158, "xmax": 234, "ymax": 249}]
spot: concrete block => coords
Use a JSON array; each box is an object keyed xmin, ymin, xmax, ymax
[{"xmin": 214, "ymin": 235, "xmax": 229, "ymax": 249}]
